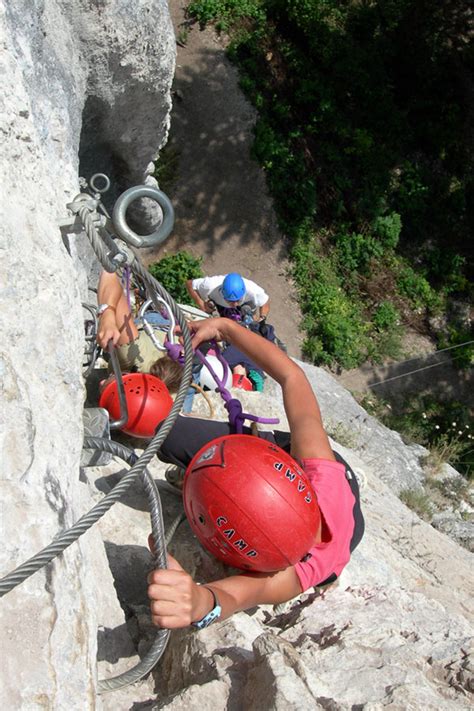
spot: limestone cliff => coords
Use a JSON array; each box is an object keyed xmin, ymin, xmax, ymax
[{"xmin": 0, "ymin": 0, "xmax": 175, "ymax": 706}]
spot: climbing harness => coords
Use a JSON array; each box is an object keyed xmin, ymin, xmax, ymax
[{"xmin": 1, "ymin": 174, "xmax": 192, "ymax": 693}]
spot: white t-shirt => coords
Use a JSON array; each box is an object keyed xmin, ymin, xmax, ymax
[{"xmin": 191, "ymin": 275, "xmax": 269, "ymax": 308}]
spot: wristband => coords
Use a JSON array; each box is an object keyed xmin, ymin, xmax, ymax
[
  {"xmin": 97, "ymin": 303, "xmax": 115, "ymax": 317},
  {"xmin": 192, "ymin": 586, "xmax": 222, "ymax": 629}
]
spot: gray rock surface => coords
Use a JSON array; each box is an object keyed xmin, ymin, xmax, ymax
[
  {"xmin": 82, "ymin": 386, "xmax": 472, "ymax": 710},
  {"xmin": 0, "ymin": 0, "xmax": 174, "ymax": 707}
]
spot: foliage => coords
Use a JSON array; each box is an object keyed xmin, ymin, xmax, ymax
[
  {"xmin": 187, "ymin": 0, "xmax": 473, "ymax": 369},
  {"xmin": 188, "ymin": 0, "xmax": 265, "ymax": 31},
  {"xmin": 399, "ymin": 488, "xmax": 433, "ymax": 520},
  {"xmin": 436, "ymin": 326, "xmax": 474, "ymax": 370},
  {"xmin": 396, "ymin": 265, "xmax": 441, "ymax": 312},
  {"xmin": 372, "ymin": 302, "xmax": 400, "ymax": 332},
  {"xmin": 422, "ymin": 247, "xmax": 469, "ymax": 295},
  {"xmin": 334, "ymin": 230, "xmax": 384, "ymax": 274},
  {"xmin": 373, "ymin": 212, "xmax": 402, "ymax": 251},
  {"xmin": 291, "ymin": 230, "xmax": 369, "ymax": 369},
  {"xmin": 148, "ymin": 251, "xmax": 204, "ymax": 304},
  {"xmin": 360, "ymin": 392, "xmax": 473, "ymax": 479},
  {"xmin": 422, "ymin": 433, "xmax": 472, "ymax": 477},
  {"xmin": 154, "ymin": 144, "xmax": 181, "ymax": 193}
]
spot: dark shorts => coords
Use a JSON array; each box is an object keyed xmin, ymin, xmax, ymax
[{"xmin": 159, "ymin": 415, "xmax": 365, "ymax": 585}]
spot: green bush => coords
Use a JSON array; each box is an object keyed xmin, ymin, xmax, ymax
[
  {"xmin": 397, "ymin": 265, "xmax": 441, "ymax": 311},
  {"xmin": 368, "ymin": 329, "xmax": 403, "ymax": 363},
  {"xmin": 422, "ymin": 247, "xmax": 469, "ymax": 295},
  {"xmin": 381, "ymin": 395, "xmax": 473, "ymax": 479},
  {"xmin": 372, "ymin": 301, "xmax": 400, "ymax": 331},
  {"xmin": 437, "ymin": 327, "xmax": 474, "ymax": 370},
  {"xmin": 148, "ymin": 251, "xmax": 204, "ymax": 304},
  {"xmin": 186, "ymin": 0, "xmax": 473, "ymax": 369},
  {"xmin": 188, "ymin": 0, "xmax": 265, "ymax": 30},
  {"xmin": 291, "ymin": 232, "xmax": 369, "ymax": 368},
  {"xmin": 154, "ymin": 145, "xmax": 181, "ymax": 193},
  {"xmin": 252, "ymin": 118, "xmax": 317, "ymax": 225},
  {"xmin": 374, "ymin": 212, "xmax": 401, "ymax": 250},
  {"xmin": 334, "ymin": 230, "xmax": 384, "ymax": 274}
]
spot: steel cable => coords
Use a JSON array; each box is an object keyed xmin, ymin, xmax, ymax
[
  {"xmin": 78, "ymin": 205, "xmax": 120, "ymax": 273},
  {"xmin": 84, "ymin": 437, "xmax": 172, "ymax": 693},
  {"xmin": 0, "ymin": 207, "xmax": 195, "ymax": 692}
]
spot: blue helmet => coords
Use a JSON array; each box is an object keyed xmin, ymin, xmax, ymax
[{"xmin": 222, "ymin": 273, "xmax": 245, "ymax": 301}]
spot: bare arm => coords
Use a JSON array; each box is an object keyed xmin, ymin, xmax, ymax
[
  {"xmin": 148, "ymin": 317, "xmax": 333, "ymax": 629},
  {"xmin": 258, "ymin": 298, "xmax": 270, "ymax": 320},
  {"xmin": 190, "ymin": 318, "xmax": 334, "ymax": 461},
  {"xmin": 97, "ymin": 271, "xmax": 138, "ymax": 348},
  {"xmin": 148, "ymin": 554, "xmax": 302, "ymax": 629}
]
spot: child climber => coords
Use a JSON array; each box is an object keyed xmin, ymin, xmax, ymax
[{"xmin": 147, "ymin": 317, "xmax": 364, "ymax": 630}]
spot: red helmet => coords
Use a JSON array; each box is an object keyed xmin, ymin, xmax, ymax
[
  {"xmin": 99, "ymin": 373, "xmax": 173, "ymax": 438},
  {"xmin": 183, "ymin": 435, "xmax": 320, "ymax": 572},
  {"xmin": 232, "ymin": 373, "xmax": 253, "ymax": 391}
]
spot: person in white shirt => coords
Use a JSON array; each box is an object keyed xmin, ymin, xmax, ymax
[{"xmin": 186, "ymin": 272, "xmax": 270, "ymax": 322}]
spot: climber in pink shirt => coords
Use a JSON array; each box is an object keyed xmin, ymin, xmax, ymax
[{"xmin": 147, "ymin": 317, "xmax": 364, "ymax": 629}]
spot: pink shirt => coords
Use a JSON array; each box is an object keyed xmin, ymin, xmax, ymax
[{"xmin": 294, "ymin": 458, "xmax": 356, "ymax": 591}]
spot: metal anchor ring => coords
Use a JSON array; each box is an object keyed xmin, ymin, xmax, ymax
[
  {"xmin": 112, "ymin": 185, "xmax": 175, "ymax": 248},
  {"xmin": 90, "ymin": 173, "xmax": 111, "ymax": 194}
]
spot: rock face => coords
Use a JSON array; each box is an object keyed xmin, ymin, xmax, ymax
[
  {"xmin": 87, "ymin": 391, "xmax": 473, "ymax": 711},
  {"xmin": 1, "ymin": 2, "xmax": 473, "ymax": 710},
  {"xmin": 0, "ymin": 1, "xmax": 175, "ymax": 707}
]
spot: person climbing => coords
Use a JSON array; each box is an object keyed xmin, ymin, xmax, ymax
[
  {"xmin": 147, "ymin": 316, "xmax": 364, "ymax": 630},
  {"xmin": 186, "ymin": 272, "xmax": 270, "ymax": 322},
  {"xmin": 96, "ymin": 270, "xmax": 183, "ymax": 393}
]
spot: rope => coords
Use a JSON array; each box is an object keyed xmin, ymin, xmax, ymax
[
  {"xmin": 191, "ymin": 382, "xmax": 215, "ymax": 418},
  {"xmin": 338, "ymin": 339, "xmax": 474, "ymax": 390},
  {"xmin": 367, "ymin": 349, "xmax": 473, "ymax": 389},
  {"xmin": 194, "ymin": 344, "xmax": 280, "ymax": 433}
]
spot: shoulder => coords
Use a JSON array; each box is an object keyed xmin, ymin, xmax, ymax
[
  {"xmin": 194, "ymin": 275, "xmax": 224, "ymax": 291},
  {"xmin": 301, "ymin": 458, "xmax": 346, "ymax": 480},
  {"xmin": 242, "ymin": 278, "xmax": 269, "ymax": 303},
  {"xmin": 301, "ymin": 458, "xmax": 355, "ymax": 519},
  {"xmin": 199, "ymin": 274, "xmax": 224, "ymax": 289}
]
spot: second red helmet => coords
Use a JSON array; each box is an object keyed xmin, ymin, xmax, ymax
[{"xmin": 99, "ymin": 372, "xmax": 173, "ymax": 438}]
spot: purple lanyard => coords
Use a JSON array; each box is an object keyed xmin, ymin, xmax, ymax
[{"xmin": 166, "ymin": 339, "xmax": 279, "ymax": 434}]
